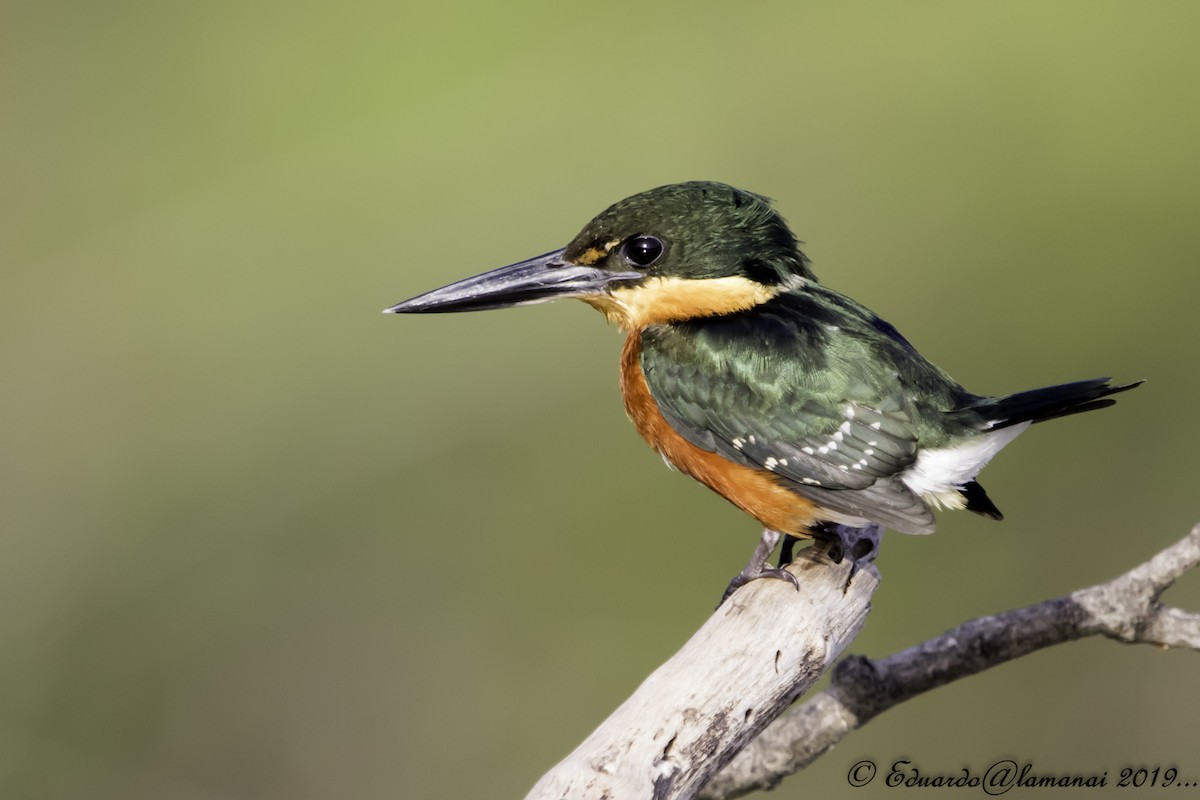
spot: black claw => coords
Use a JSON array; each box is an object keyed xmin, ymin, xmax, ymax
[
  {"xmin": 721, "ymin": 528, "xmax": 802, "ymax": 606},
  {"xmin": 761, "ymin": 565, "xmax": 801, "ymax": 590},
  {"xmin": 719, "ymin": 565, "xmax": 800, "ymax": 606},
  {"xmin": 719, "ymin": 575, "xmax": 749, "ymax": 606}
]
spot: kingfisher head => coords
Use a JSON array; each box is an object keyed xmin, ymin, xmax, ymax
[{"xmin": 386, "ymin": 181, "xmax": 816, "ymax": 329}]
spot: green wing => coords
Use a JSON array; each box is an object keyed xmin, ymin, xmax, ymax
[{"xmin": 639, "ymin": 288, "xmax": 971, "ymax": 534}]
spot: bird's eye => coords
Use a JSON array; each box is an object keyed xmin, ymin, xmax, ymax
[{"xmin": 621, "ymin": 235, "xmax": 665, "ymax": 268}]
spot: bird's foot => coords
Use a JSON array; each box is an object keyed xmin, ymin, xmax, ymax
[
  {"xmin": 719, "ymin": 529, "xmax": 800, "ymax": 606},
  {"xmin": 811, "ymin": 522, "xmax": 884, "ymax": 590}
]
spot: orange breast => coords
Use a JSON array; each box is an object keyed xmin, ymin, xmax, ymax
[{"xmin": 619, "ymin": 332, "xmax": 820, "ymax": 537}]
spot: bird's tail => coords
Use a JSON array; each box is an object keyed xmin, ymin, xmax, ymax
[{"xmin": 958, "ymin": 378, "xmax": 1143, "ymax": 431}]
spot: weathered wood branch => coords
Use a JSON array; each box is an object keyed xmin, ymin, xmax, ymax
[
  {"xmin": 525, "ymin": 543, "xmax": 880, "ymax": 800},
  {"xmin": 525, "ymin": 522, "xmax": 1200, "ymax": 800},
  {"xmin": 701, "ymin": 521, "xmax": 1200, "ymax": 799}
]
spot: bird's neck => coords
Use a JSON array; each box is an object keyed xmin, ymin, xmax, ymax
[{"xmin": 581, "ymin": 275, "xmax": 794, "ymax": 330}]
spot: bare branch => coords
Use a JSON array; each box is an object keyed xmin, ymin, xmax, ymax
[
  {"xmin": 701, "ymin": 522, "xmax": 1200, "ymax": 799},
  {"xmin": 522, "ymin": 523, "xmax": 1199, "ymax": 800},
  {"xmin": 524, "ymin": 544, "xmax": 881, "ymax": 800}
]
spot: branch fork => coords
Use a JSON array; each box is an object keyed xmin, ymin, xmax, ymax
[{"xmin": 525, "ymin": 523, "xmax": 1200, "ymax": 800}]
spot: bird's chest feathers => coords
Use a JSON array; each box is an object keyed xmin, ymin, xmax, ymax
[
  {"xmin": 619, "ymin": 333, "xmax": 673, "ymax": 454},
  {"xmin": 618, "ymin": 331, "xmax": 818, "ymax": 533}
]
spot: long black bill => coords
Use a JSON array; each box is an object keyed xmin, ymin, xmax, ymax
[{"xmin": 384, "ymin": 249, "xmax": 642, "ymax": 314}]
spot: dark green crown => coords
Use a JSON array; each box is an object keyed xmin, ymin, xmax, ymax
[{"xmin": 564, "ymin": 181, "xmax": 817, "ymax": 285}]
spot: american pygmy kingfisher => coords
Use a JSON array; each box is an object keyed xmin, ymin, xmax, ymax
[{"xmin": 386, "ymin": 182, "xmax": 1140, "ymax": 588}]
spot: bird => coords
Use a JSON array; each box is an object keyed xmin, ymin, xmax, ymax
[{"xmin": 385, "ymin": 181, "xmax": 1140, "ymax": 591}]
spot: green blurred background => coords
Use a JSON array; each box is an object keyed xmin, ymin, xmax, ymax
[{"xmin": 3, "ymin": 1, "xmax": 1199, "ymax": 798}]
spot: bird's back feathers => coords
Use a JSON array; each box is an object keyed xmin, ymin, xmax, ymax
[{"xmin": 639, "ymin": 284, "xmax": 1139, "ymax": 534}]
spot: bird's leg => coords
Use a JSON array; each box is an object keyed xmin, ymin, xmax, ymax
[
  {"xmin": 776, "ymin": 534, "xmax": 803, "ymax": 568},
  {"xmin": 719, "ymin": 528, "xmax": 800, "ymax": 606}
]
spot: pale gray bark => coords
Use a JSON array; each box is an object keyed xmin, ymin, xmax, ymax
[
  {"xmin": 526, "ymin": 523, "xmax": 1200, "ymax": 800},
  {"xmin": 525, "ymin": 544, "xmax": 879, "ymax": 800}
]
